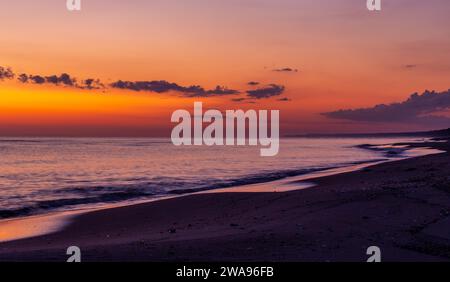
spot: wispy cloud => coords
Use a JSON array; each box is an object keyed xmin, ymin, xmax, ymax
[
  {"xmin": 404, "ymin": 64, "xmax": 418, "ymax": 69},
  {"xmin": 273, "ymin": 67, "xmax": 298, "ymax": 73}
]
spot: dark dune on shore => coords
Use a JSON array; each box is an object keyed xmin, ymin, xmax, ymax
[{"xmin": 1, "ymin": 139, "xmax": 450, "ymax": 262}]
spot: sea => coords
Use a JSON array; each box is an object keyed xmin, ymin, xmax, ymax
[{"xmin": 0, "ymin": 136, "xmax": 438, "ymax": 219}]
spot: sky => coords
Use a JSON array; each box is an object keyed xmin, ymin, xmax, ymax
[{"xmin": 1, "ymin": 0, "xmax": 450, "ymax": 136}]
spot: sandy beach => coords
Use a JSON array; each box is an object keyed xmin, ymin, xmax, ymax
[{"xmin": 0, "ymin": 139, "xmax": 449, "ymax": 262}]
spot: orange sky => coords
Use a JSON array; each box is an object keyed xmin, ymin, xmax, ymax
[{"xmin": 1, "ymin": 0, "xmax": 450, "ymax": 136}]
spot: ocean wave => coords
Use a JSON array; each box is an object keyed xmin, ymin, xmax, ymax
[
  {"xmin": 0, "ymin": 190, "xmax": 156, "ymax": 219},
  {"xmin": 0, "ymin": 159, "xmax": 386, "ymax": 220},
  {"xmin": 355, "ymin": 144, "xmax": 409, "ymax": 158}
]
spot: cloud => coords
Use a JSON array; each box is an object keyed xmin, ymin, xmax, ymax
[
  {"xmin": 17, "ymin": 73, "xmax": 28, "ymax": 83},
  {"xmin": 18, "ymin": 72, "xmax": 104, "ymax": 89},
  {"xmin": 28, "ymin": 75, "xmax": 46, "ymax": 84},
  {"xmin": 82, "ymin": 78, "xmax": 105, "ymax": 90},
  {"xmin": 404, "ymin": 64, "xmax": 418, "ymax": 69},
  {"xmin": 273, "ymin": 67, "xmax": 298, "ymax": 73},
  {"xmin": 45, "ymin": 73, "xmax": 76, "ymax": 86},
  {"xmin": 201, "ymin": 86, "xmax": 239, "ymax": 97},
  {"xmin": 246, "ymin": 84, "xmax": 285, "ymax": 99},
  {"xmin": 278, "ymin": 97, "xmax": 291, "ymax": 102},
  {"xmin": 1, "ymin": 65, "xmax": 241, "ymax": 98},
  {"xmin": 110, "ymin": 80, "xmax": 239, "ymax": 97},
  {"xmin": 247, "ymin": 81, "xmax": 260, "ymax": 86},
  {"xmin": 0, "ymin": 67, "xmax": 14, "ymax": 80},
  {"xmin": 322, "ymin": 89, "xmax": 450, "ymax": 125},
  {"xmin": 2, "ymin": 65, "xmax": 101, "ymax": 89},
  {"xmin": 110, "ymin": 80, "xmax": 191, "ymax": 93}
]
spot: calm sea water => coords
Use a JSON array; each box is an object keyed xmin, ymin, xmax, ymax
[{"xmin": 0, "ymin": 137, "xmax": 432, "ymax": 219}]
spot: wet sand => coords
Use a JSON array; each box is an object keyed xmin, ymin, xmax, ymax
[{"xmin": 1, "ymin": 140, "xmax": 450, "ymax": 262}]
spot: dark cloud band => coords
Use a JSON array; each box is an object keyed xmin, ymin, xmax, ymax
[
  {"xmin": 110, "ymin": 80, "xmax": 239, "ymax": 97},
  {"xmin": 273, "ymin": 67, "xmax": 298, "ymax": 73},
  {"xmin": 1, "ymin": 65, "xmax": 285, "ymax": 100},
  {"xmin": 246, "ymin": 84, "xmax": 285, "ymax": 99},
  {"xmin": 322, "ymin": 89, "xmax": 450, "ymax": 125}
]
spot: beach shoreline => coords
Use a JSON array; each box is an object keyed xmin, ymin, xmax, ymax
[
  {"xmin": 0, "ymin": 159, "xmax": 391, "ymax": 243},
  {"xmin": 0, "ymin": 139, "xmax": 440, "ymax": 242},
  {"xmin": 1, "ymin": 138, "xmax": 450, "ymax": 261}
]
